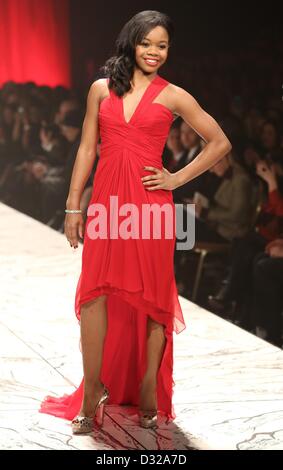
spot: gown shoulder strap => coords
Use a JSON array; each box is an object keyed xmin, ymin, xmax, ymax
[{"xmin": 144, "ymin": 75, "xmax": 170, "ymax": 107}]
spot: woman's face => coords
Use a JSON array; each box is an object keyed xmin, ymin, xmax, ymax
[{"xmin": 135, "ymin": 26, "xmax": 169, "ymax": 73}]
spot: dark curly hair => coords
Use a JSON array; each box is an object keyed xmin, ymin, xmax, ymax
[{"xmin": 99, "ymin": 10, "xmax": 174, "ymax": 97}]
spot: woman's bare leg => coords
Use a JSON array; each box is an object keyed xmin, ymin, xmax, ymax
[
  {"xmin": 139, "ymin": 316, "xmax": 166, "ymax": 411},
  {"xmin": 79, "ymin": 295, "xmax": 108, "ymax": 416}
]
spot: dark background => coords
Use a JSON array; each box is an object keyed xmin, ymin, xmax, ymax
[{"xmin": 69, "ymin": 0, "xmax": 282, "ymax": 91}]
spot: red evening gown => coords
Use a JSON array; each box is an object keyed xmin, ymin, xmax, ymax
[{"xmin": 39, "ymin": 73, "xmax": 186, "ymax": 423}]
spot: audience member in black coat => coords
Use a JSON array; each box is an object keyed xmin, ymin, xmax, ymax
[
  {"xmin": 40, "ymin": 110, "xmax": 84, "ymax": 223},
  {"xmin": 172, "ymin": 121, "xmax": 221, "ymax": 204},
  {"xmin": 251, "ymin": 238, "xmax": 283, "ymax": 348}
]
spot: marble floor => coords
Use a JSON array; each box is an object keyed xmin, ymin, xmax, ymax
[{"xmin": 0, "ymin": 202, "xmax": 283, "ymax": 450}]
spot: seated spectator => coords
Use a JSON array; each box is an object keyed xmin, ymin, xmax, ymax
[
  {"xmin": 38, "ymin": 122, "xmax": 68, "ymax": 168},
  {"xmin": 0, "ymin": 159, "xmax": 43, "ymax": 220},
  {"xmin": 54, "ymin": 98, "xmax": 81, "ymax": 126},
  {"xmin": 39, "ymin": 109, "xmax": 84, "ymax": 224},
  {"xmin": 243, "ymin": 119, "xmax": 283, "ymax": 192},
  {"xmin": 174, "ymin": 150, "xmax": 254, "ymax": 294},
  {"xmin": 244, "ymin": 107, "xmax": 265, "ymax": 144},
  {"xmin": 41, "ymin": 109, "xmax": 100, "ymax": 229},
  {"xmin": 208, "ymin": 159, "xmax": 283, "ymax": 325},
  {"xmin": 162, "ymin": 118, "xmax": 185, "ymax": 172},
  {"xmin": 259, "ymin": 119, "xmax": 283, "ymax": 167},
  {"xmin": 195, "ymin": 152, "xmax": 256, "ymax": 242},
  {"xmin": 251, "ymin": 238, "xmax": 283, "ymax": 348},
  {"xmin": 172, "ymin": 120, "xmax": 221, "ymax": 204}
]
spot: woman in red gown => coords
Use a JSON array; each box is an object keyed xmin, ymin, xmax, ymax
[{"xmin": 39, "ymin": 10, "xmax": 232, "ymax": 433}]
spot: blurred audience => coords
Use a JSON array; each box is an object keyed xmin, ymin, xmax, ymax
[
  {"xmin": 252, "ymin": 238, "xmax": 283, "ymax": 348},
  {"xmin": 0, "ymin": 82, "xmax": 99, "ymax": 229},
  {"xmin": 0, "ymin": 34, "xmax": 282, "ymax": 347},
  {"xmin": 169, "ymin": 121, "xmax": 221, "ymax": 203},
  {"xmin": 196, "ymin": 152, "xmax": 256, "ymax": 242}
]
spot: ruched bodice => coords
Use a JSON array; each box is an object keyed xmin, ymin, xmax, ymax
[{"xmin": 98, "ymin": 74, "xmax": 174, "ymax": 164}]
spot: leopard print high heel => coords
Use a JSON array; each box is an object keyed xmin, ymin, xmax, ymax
[
  {"xmin": 139, "ymin": 409, "xmax": 158, "ymax": 428},
  {"xmin": 138, "ymin": 380, "xmax": 158, "ymax": 428},
  {"xmin": 71, "ymin": 384, "xmax": 109, "ymax": 434}
]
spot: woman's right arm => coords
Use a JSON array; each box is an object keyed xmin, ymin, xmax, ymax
[{"xmin": 64, "ymin": 80, "xmax": 102, "ymax": 249}]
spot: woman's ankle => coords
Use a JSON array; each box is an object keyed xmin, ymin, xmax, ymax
[
  {"xmin": 139, "ymin": 375, "xmax": 157, "ymax": 409},
  {"xmin": 84, "ymin": 380, "xmax": 104, "ymax": 396},
  {"xmin": 140, "ymin": 374, "xmax": 157, "ymax": 389},
  {"xmin": 80, "ymin": 383, "xmax": 105, "ymax": 416}
]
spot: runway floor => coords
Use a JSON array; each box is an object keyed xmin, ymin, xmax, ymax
[{"xmin": 0, "ymin": 202, "xmax": 283, "ymax": 450}]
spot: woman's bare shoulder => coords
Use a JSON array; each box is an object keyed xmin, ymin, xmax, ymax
[
  {"xmin": 89, "ymin": 78, "xmax": 109, "ymax": 104},
  {"xmin": 166, "ymin": 82, "xmax": 203, "ymax": 118},
  {"xmin": 167, "ymin": 82, "xmax": 195, "ymax": 101},
  {"xmin": 163, "ymin": 82, "xmax": 194, "ymax": 118}
]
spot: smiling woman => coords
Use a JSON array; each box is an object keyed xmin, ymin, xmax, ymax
[
  {"xmin": 138, "ymin": 33, "xmax": 169, "ymax": 69},
  {"xmin": 39, "ymin": 9, "xmax": 231, "ymax": 434}
]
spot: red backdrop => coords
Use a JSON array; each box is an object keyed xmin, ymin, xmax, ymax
[{"xmin": 0, "ymin": 0, "xmax": 71, "ymax": 87}]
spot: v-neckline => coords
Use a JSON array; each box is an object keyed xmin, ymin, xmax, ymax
[{"xmin": 121, "ymin": 74, "xmax": 159, "ymax": 125}]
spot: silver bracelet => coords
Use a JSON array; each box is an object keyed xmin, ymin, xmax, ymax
[{"xmin": 65, "ymin": 209, "xmax": 82, "ymax": 213}]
